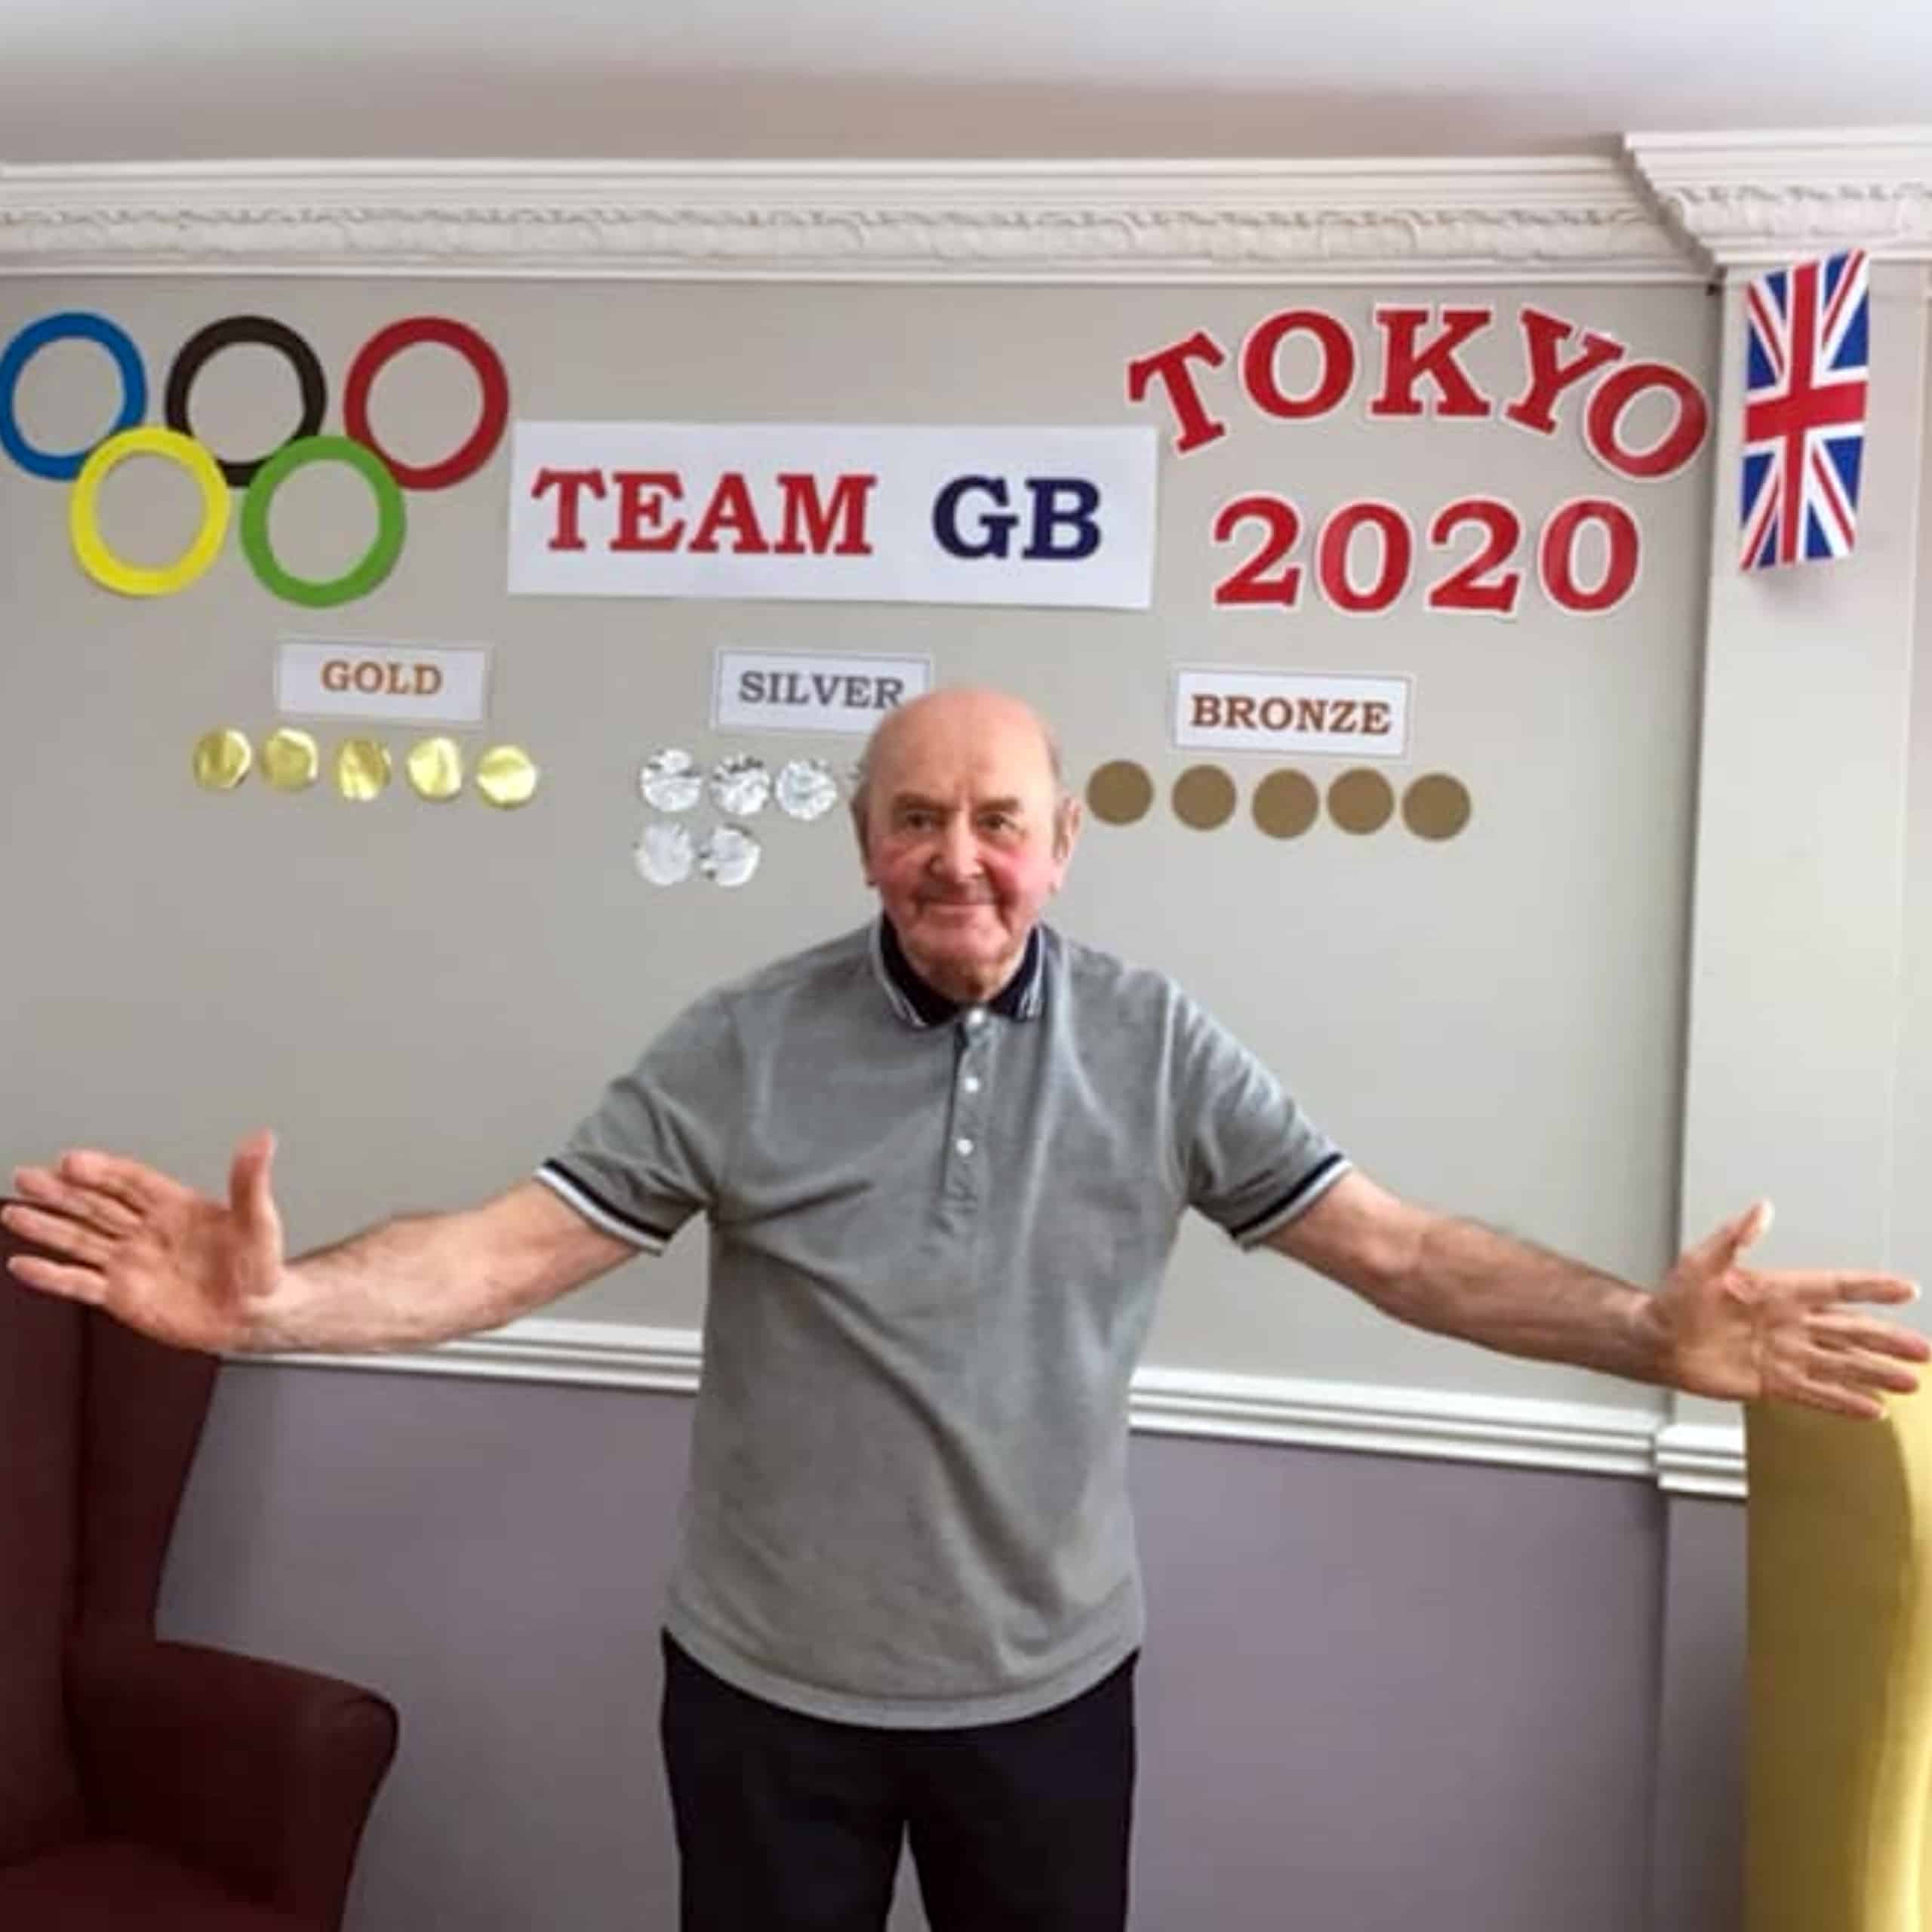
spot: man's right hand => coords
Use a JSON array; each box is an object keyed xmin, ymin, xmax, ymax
[{"xmin": 4, "ymin": 1129, "xmax": 287, "ymax": 1355}]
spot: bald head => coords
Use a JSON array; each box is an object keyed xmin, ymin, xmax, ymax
[
  {"xmin": 851, "ymin": 688, "xmax": 1063, "ymax": 841},
  {"xmin": 851, "ymin": 686, "xmax": 1081, "ymax": 1002}
]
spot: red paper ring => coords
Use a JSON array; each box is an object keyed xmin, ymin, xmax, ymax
[
  {"xmin": 164, "ymin": 316, "xmax": 328, "ymax": 488},
  {"xmin": 342, "ymin": 317, "xmax": 509, "ymax": 491}
]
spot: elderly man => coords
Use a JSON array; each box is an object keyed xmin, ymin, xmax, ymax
[{"xmin": 5, "ymin": 685, "xmax": 1924, "ymax": 1932}]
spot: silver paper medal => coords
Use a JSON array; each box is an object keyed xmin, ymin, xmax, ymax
[
  {"xmin": 638, "ymin": 749, "xmax": 703, "ymax": 813},
  {"xmin": 775, "ymin": 758, "xmax": 840, "ymax": 822},
  {"xmin": 709, "ymin": 755, "xmax": 772, "ymax": 817},
  {"xmin": 633, "ymin": 820, "xmax": 695, "ymax": 886},
  {"xmin": 698, "ymin": 824, "xmax": 761, "ymax": 888}
]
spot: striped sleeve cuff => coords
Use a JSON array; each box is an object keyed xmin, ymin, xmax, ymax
[
  {"xmin": 534, "ymin": 1160, "xmax": 677, "ymax": 1254},
  {"xmin": 1229, "ymin": 1151, "xmax": 1352, "ymax": 1249}
]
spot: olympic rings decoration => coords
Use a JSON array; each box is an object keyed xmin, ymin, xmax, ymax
[
  {"xmin": 240, "ymin": 437, "xmax": 407, "ymax": 609},
  {"xmin": 164, "ymin": 316, "xmax": 329, "ymax": 488},
  {"xmin": 1, "ymin": 309, "xmax": 508, "ymax": 605},
  {"xmin": 0, "ymin": 312, "xmax": 148, "ymax": 480},
  {"xmin": 343, "ymin": 317, "xmax": 510, "ymax": 491},
  {"xmin": 70, "ymin": 427, "xmax": 230, "ymax": 597}
]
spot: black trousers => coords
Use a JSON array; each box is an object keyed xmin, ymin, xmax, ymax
[{"xmin": 660, "ymin": 1634, "xmax": 1137, "ymax": 1932}]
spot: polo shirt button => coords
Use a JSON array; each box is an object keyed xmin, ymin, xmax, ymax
[
  {"xmin": 955, "ymin": 1137, "xmax": 975, "ymax": 1157},
  {"xmin": 962, "ymin": 1075, "xmax": 982, "ymax": 1094},
  {"xmin": 964, "ymin": 1008, "xmax": 987, "ymax": 1029}
]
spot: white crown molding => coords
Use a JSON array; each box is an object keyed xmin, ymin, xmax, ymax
[
  {"xmin": 1626, "ymin": 128, "xmax": 1932, "ymax": 271},
  {"xmin": 245, "ymin": 1313, "xmax": 1709, "ymax": 1487},
  {"xmin": 0, "ymin": 157, "xmax": 1697, "ymax": 284}
]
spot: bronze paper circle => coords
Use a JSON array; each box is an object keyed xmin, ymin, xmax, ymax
[
  {"xmin": 1172, "ymin": 764, "xmax": 1237, "ymax": 831},
  {"xmin": 1252, "ymin": 770, "xmax": 1320, "ymax": 840},
  {"xmin": 1402, "ymin": 773, "xmax": 1472, "ymax": 841},
  {"xmin": 1086, "ymin": 759, "xmax": 1155, "ymax": 826},
  {"xmin": 1327, "ymin": 768, "xmax": 1395, "ymax": 835}
]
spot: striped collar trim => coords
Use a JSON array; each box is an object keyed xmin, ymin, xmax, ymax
[{"xmin": 870, "ymin": 918, "xmax": 1045, "ymax": 1029}]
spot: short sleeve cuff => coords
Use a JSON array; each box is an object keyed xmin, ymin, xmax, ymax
[
  {"xmin": 1228, "ymin": 1151, "xmax": 1352, "ymax": 1250},
  {"xmin": 534, "ymin": 1158, "xmax": 682, "ymax": 1254}
]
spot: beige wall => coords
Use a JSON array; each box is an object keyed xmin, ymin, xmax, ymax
[
  {"xmin": 1892, "ymin": 294, "xmax": 1932, "ymax": 1291},
  {"xmin": 0, "ymin": 269, "xmax": 1714, "ymax": 1411}
]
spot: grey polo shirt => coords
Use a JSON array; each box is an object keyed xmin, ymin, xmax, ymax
[{"xmin": 537, "ymin": 918, "xmax": 1348, "ymax": 1727}]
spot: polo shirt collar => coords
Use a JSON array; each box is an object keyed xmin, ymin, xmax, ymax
[{"xmin": 872, "ymin": 917, "xmax": 1044, "ymax": 1029}]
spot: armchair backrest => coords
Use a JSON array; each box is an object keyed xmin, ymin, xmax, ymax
[
  {"xmin": 0, "ymin": 1217, "xmax": 87, "ymax": 1863},
  {"xmin": 1746, "ymin": 1389, "xmax": 1932, "ymax": 1931},
  {"xmin": 0, "ymin": 1209, "xmax": 221, "ymax": 1865},
  {"xmin": 75, "ymin": 1285, "xmax": 220, "ymax": 1630}
]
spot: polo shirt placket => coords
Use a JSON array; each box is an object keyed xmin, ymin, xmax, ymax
[
  {"xmin": 874, "ymin": 918, "xmax": 1043, "ymax": 1223},
  {"xmin": 946, "ymin": 1011, "xmax": 987, "ymax": 1201}
]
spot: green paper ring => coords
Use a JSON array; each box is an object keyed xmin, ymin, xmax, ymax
[{"xmin": 240, "ymin": 434, "xmax": 405, "ymax": 608}]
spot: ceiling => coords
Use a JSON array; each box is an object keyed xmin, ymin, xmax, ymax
[{"xmin": 2, "ymin": 0, "xmax": 1929, "ymax": 165}]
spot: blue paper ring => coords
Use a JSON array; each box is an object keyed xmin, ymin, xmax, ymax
[{"xmin": 0, "ymin": 312, "xmax": 149, "ymax": 481}]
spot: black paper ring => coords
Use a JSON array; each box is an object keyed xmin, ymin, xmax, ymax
[{"xmin": 164, "ymin": 317, "xmax": 328, "ymax": 488}]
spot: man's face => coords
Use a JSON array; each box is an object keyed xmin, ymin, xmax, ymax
[{"xmin": 857, "ymin": 691, "xmax": 1079, "ymax": 1002}]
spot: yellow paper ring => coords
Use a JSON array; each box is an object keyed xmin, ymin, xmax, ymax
[{"xmin": 70, "ymin": 426, "xmax": 230, "ymax": 598}]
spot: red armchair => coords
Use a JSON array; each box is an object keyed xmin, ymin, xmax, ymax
[{"xmin": 0, "ymin": 1208, "xmax": 398, "ymax": 1930}]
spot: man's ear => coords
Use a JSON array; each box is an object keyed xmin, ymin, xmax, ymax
[
  {"xmin": 851, "ymin": 801, "xmax": 875, "ymax": 885},
  {"xmin": 1052, "ymin": 792, "xmax": 1084, "ymax": 867}
]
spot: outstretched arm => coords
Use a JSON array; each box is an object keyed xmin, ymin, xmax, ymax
[
  {"xmin": 1269, "ymin": 1170, "xmax": 1927, "ymax": 1419},
  {"xmin": 4, "ymin": 1131, "xmax": 635, "ymax": 1355}
]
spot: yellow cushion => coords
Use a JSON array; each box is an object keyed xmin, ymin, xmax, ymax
[{"xmin": 1746, "ymin": 1389, "xmax": 1932, "ymax": 1931}]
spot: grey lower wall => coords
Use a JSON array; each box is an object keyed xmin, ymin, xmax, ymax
[
  {"xmin": 152, "ymin": 1361, "xmax": 1728, "ymax": 1932},
  {"xmin": 1647, "ymin": 1497, "xmax": 1748, "ymax": 1932}
]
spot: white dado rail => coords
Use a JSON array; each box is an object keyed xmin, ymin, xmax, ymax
[{"xmin": 247, "ymin": 1317, "xmax": 1739, "ymax": 1499}]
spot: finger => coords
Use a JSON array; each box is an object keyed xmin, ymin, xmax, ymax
[
  {"xmin": 1800, "ymin": 1346, "xmax": 1921, "ymax": 1397},
  {"xmin": 1755, "ymin": 1270, "xmax": 1921, "ymax": 1310},
  {"xmin": 1690, "ymin": 1198, "xmax": 1774, "ymax": 1275},
  {"xmin": 0, "ymin": 1203, "xmax": 118, "ymax": 1269},
  {"xmin": 229, "ymin": 1130, "xmax": 278, "ymax": 1226},
  {"xmin": 1780, "ymin": 1374, "xmax": 1886, "ymax": 1422},
  {"xmin": 8, "ymin": 1167, "xmax": 143, "ymax": 1238},
  {"xmin": 55, "ymin": 1150, "xmax": 180, "ymax": 1218},
  {"xmin": 3, "ymin": 1250, "xmax": 108, "ymax": 1309},
  {"xmin": 1805, "ymin": 1312, "xmax": 1932, "ymax": 1362}
]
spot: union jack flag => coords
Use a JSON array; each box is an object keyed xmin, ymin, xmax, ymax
[{"xmin": 1740, "ymin": 248, "xmax": 1870, "ymax": 570}]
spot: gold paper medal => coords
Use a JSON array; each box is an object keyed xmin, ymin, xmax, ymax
[
  {"xmin": 191, "ymin": 728, "xmax": 251, "ymax": 792},
  {"xmin": 261, "ymin": 729, "xmax": 319, "ymax": 792},
  {"xmin": 407, "ymin": 737, "xmax": 464, "ymax": 802},
  {"xmin": 334, "ymin": 737, "xmax": 392, "ymax": 802},
  {"xmin": 476, "ymin": 745, "xmax": 539, "ymax": 810}
]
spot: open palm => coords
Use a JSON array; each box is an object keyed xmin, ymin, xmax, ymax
[
  {"xmin": 3, "ymin": 1131, "xmax": 286, "ymax": 1355},
  {"xmin": 1660, "ymin": 1201, "xmax": 1926, "ymax": 1418}
]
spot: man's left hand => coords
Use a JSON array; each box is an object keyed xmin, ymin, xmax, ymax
[{"xmin": 1659, "ymin": 1201, "xmax": 1927, "ymax": 1418}]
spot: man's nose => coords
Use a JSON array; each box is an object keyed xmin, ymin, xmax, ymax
[{"xmin": 929, "ymin": 815, "xmax": 979, "ymax": 878}]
